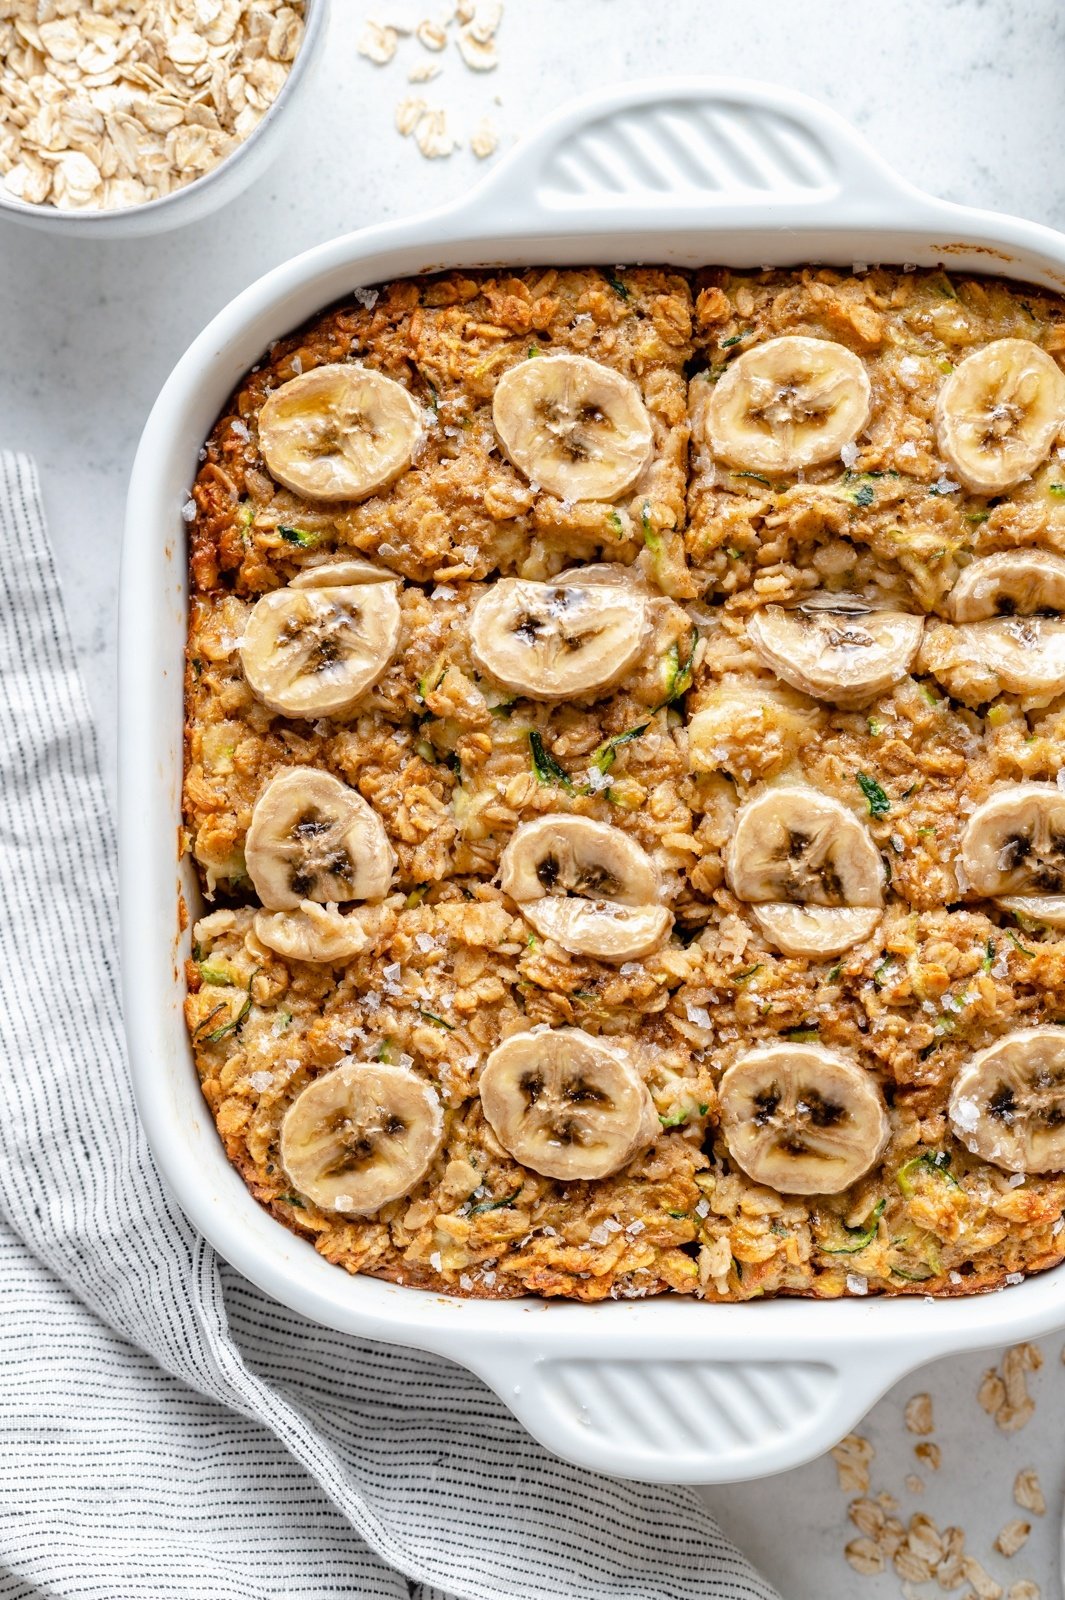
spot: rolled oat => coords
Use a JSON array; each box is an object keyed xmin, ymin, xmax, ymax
[
  {"xmin": 1012, "ymin": 1468, "xmax": 1045, "ymax": 1516},
  {"xmin": 904, "ymin": 1392, "xmax": 935, "ymax": 1435},
  {"xmin": 831, "ymin": 1433, "xmax": 875, "ymax": 1494},
  {"xmin": 994, "ymin": 1520, "xmax": 1031, "ymax": 1558}
]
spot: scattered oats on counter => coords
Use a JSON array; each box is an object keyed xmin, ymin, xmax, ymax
[
  {"xmin": 469, "ymin": 114, "xmax": 496, "ymax": 159},
  {"xmin": 832, "ymin": 1353, "xmax": 1051, "ymax": 1597},
  {"xmin": 831, "ymin": 1433, "xmax": 875, "ymax": 1494},
  {"xmin": 903, "ymin": 1392, "xmax": 934, "ymax": 1435},
  {"xmin": 993, "ymin": 1519, "xmax": 1031, "ymax": 1558},
  {"xmin": 0, "ymin": 0, "xmax": 306, "ymax": 211},
  {"xmin": 357, "ymin": 18, "xmax": 398, "ymax": 63},
  {"xmin": 1012, "ymin": 1467, "xmax": 1045, "ymax": 1516},
  {"xmin": 355, "ymin": 0, "xmax": 502, "ymax": 158},
  {"xmin": 978, "ymin": 1344, "xmax": 1042, "ymax": 1433}
]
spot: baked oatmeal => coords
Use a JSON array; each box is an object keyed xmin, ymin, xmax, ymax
[{"xmin": 183, "ymin": 264, "xmax": 1065, "ymax": 1301}]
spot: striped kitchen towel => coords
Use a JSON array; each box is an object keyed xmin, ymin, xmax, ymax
[{"xmin": 0, "ymin": 450, "xmax": 779, "ymax": 1600}]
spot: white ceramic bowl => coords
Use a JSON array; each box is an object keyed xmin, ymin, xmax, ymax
[
  {"xmin": 0, "ymin": 0, "xmax": 329, "ymax": 239},
  {"xmin": 120, "ymin": 77, "xmax": 1065, "ymax": 1485}
]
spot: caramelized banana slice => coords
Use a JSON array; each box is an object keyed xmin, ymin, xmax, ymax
[
  {"xmin": 253, "ymin": 902, "xmax": 374, "ymax": 964},
  {"xmin": 920, "ymin": 616, "xmax": 1065, "ymax": 708},
  {"xmin": 996, "ymin": 895, "xmax": 1065, "ymax": 928},
  {"xmin": 521, "ymin": 899, "xmax": 672, "ymax": 962},
  {"xmin": 500, "ymin": 814, "xmax": 658, "ymax": 905},
  {"xmin": 704, "ymin": 335, "xmax": 871, "ymax": 474},
  {"xmin": 258, "ymin": 363, "xmax": 423, "ymax": 502},
  {"xmin": 948, "ymin": 550, "xmax": 1065, "ymax": 621},
  {"xmin": 245, "ymin": 767, "xmax": 395, "ymax": 911},
  {"xmin": 500, "ymin": 814, "xmax": 671, "ymax": 961},
  {"xmin": 727, "ymin": 787, "xmax": 884, "ymax": 908},
  {"xmin": 750, "ymin": 904, "xmax": 882, "ymax": 958},
  {"xmin": 492, "ymin": 352, "xmax": 653, "ymax": 501},
  {"xmin": 470, "ymin": 577, "xmax": 650, "ymax": 699},
  {"xmin": 479, "ymin": 1028, "xmax": 658, "ymax": 1181},
  {"xmin": 281, "ymin": 1061, "xmax": 444, "ymax": 1212},
  {"xmin": 747, "ymin": 596, "xmax": 923, "ymax": 707},
  {"xmin": 718, "ymin": 1044, "xmax": 889, "ymax": 1195},
  {"xmin": 960, "ymin": 783, "xmax": 1065, "ymax": 897},
  {"xmin": 289, "ymin": 558, "xmax": 399, "ymax": 588},
  {"xmin": 936, "ymin": 339, "xmax": 1065, "ymax": 494},
  {"xmin": 949, "ymin": 1028, "xmax": 1065, "ymax": 1173},
  {"xmin": 239, "ymin": 581, "xmax": 401, "ymax": 717}
]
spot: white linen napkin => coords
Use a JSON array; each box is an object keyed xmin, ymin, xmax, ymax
[{"xmin": 0, "ymin": 449, "xmax": 780, "ymax": 1600}]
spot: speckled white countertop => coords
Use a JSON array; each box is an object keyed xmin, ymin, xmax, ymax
[{"xmin": 4, "ymin": 1, "xmax": 1065, "ymax": 1593}]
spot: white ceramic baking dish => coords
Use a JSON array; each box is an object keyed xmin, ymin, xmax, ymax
[{"xmin": 119, "ymin": 77, "xmax": 1065, "ymax": 1485}]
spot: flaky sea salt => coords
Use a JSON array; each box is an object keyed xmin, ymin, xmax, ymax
[
  {"xmin": 431, "ymin": 584, "xmax": 457, "ymax": 600},
  {"xmin": 840, "ymin": 441, "xmax": 859, "ymax": 468},
  {"xmin": 414, "ymin": 931, "xmax": 437, "ymax": 952},
  {"xmin": 230, "ymin": 419, "xmax": 250, "ymax": 441},
  {"xmin": 686, "ymin": 1003, "xmax": 711, "ymax": 1028},
  {"xmin": 846, "ymin": 1274, "xmax": 869, "ymax": 1296},
  {"xmin": 181, "ymin": 498, "xmax": 196, "ymax": 522},
  {"xmin": 353, "ymin": 286, "xmax": 379, "ymax": 309},
  {"xmin": 382, "ymin": 962, "xmax": 401, "ymax": 983},
  {"xmin": 695, "ymin": 1199, "xmax": 710, "ymax": 1218},
  {"xmin": 249, "ymin": 1071, "xmax": 273, "ymax": 1092},
  {"xmin": 430, "ymin": 1252, "xmax": 442, "ymax": 1271}
]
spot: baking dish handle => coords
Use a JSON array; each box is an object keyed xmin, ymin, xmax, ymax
[
  {"xmin": 461, "ymin": 1335, "xmax": 920, "ymax": 1484},
  {"xmin": 453, "ymin": 77, "xmax": 941, "ymax": 235}
]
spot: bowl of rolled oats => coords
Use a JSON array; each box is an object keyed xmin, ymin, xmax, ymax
[{"xmin": 0, "ymin": 0, "xmax": 328, "ymax": 235}]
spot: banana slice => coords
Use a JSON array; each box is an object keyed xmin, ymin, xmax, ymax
[
  {"xmin": 253, "ymin": 901, "xmax": 373, "ymax": 964},
  {"xmin": 960, "ymin": 783, "xmax": 1065, "ymax": 897},
  {"xmin": 948, "ymin": 1028, "xmax": 1065, "ymax": 1173},
  {"xmin": 718, "ymin": 1044, "xmax": 890, "ymax": 1195},
  {"xmin": 522, "ymin": 899, "xmax": 672, "ymax": 962},
  {"xmin": 750, "ymin": 904, "xmax": 882, "ymax": 958},
  {"xmin": 245, "ymin": 766, "xmax": 396, "ymax": 911},
  {"xmin": 919, "ymin": 613, "xmax": 1065, "ymax": 708},
  {"xmin": 704, "ymin": 335, "xmax": 871, "ymax": 474},
  {"xmin": 948, "ymin": 550, "xmax": 1065, "ymax": 621},
  {"xmin": 500, "ymin": 814, "xmax": 658, "ymax": 904},
  {"xmin": 996, "ymin": 895, "xmax": 1065, "ymax": 928},
  {"xmin": 470, "ymin": 577, "xmax": 650, "ymax": 699},
  {"xmin": 747, "ymin": 596, "xmax": 923, "ymax": 708},
  {"xmin": 499, "ymin": 814, "xmax": 671, "ymax": 961},
  {"xmin": 727, "ymin": 788, "xmax": 884, "ymax": 908},
  {"xmin": 257, "ymin": 363, "xmax": 423, "ymax": 502},
  {"xmin": 289, "ymin": 559, "xmax": 398, "ymax": 588},
  {"xmin": 281, "ymin": 1061, "xmax": 444, "ymax": 1212},
  {"xmin": 239, "ymin": 582, "xmax": 401, "ymax": 718},
  {"xmin": 492, "ymin": 352, "xmax": 653, "ymax": 502},
  {"xmin": 936, "ymin": 339, "xmax": 1065, "ymax": 494},
  {"xmin": 479, "ymin": 1027, "xmax": 658, "ymax": 1181}
]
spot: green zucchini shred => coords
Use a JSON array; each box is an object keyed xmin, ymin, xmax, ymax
[
  {"xmin": 529, "ymin": 730, "xmax": 573, "ymax": 791},
  {"xmin": 857, "ymin": 771, "xmax": 890, "ymax": 816},
  {"xmin": 822, "ymin": 1199, "xmax": 885, "ymax": 1255},
  {"xmin": 897, "ymin": 1150, "xmax": 959, "ymax": 1198}
]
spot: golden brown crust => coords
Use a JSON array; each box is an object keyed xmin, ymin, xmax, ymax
[{"xmin": 183, "ymin": 264, "xmax": 1065, "ymax": 1302}]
